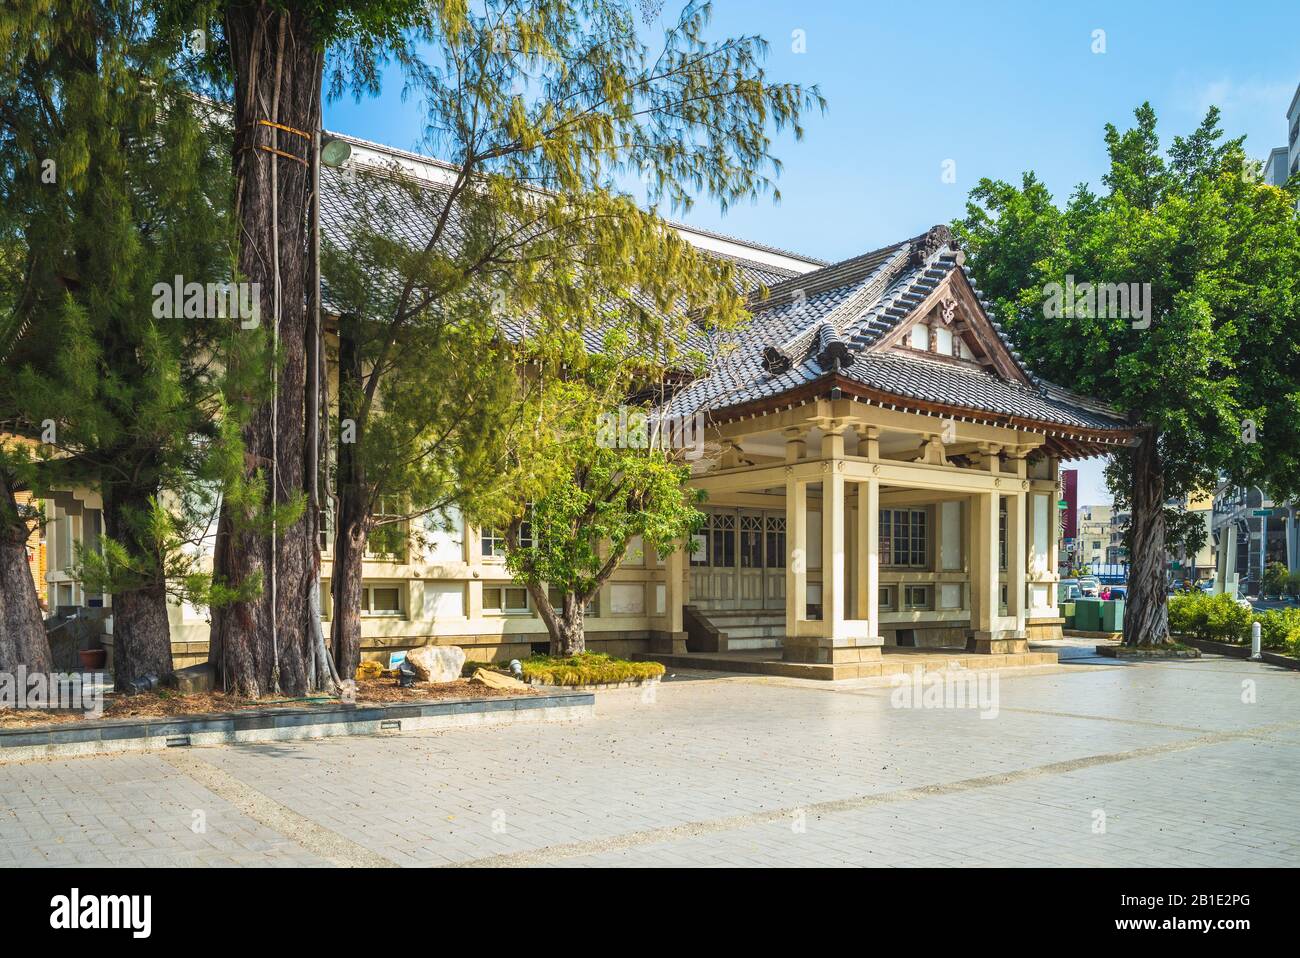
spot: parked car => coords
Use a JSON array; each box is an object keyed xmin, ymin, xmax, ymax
[
  {"xmin": 1078, "ymin": 576, "xmax": 1101, "ymax": 597},
  {"xmin": 1058, "ymin": 579, "xmax": 1083, "ymax": 602},
  {"xmin": 1108, "ymin": 586, "xmax": 1127, "ymax": 601}
]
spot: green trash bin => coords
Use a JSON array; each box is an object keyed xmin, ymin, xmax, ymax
[
  {"xmin": 1101, "ymin": 598, "xmax": 1125, "ymax": 633},
  {"xmin": 1062, "ymin": 601, "xmax": 1076, "ymax": 629},
  {"xmin": 1074, "ymin": 598, "xmax": 1102, "ymax": 632}
]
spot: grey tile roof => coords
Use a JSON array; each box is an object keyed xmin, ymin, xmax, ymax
[
  {"xmin": 318, "ymin": 165, "xmax": 797, "ymax": 359},
  {"xmin": 662, "ymin": 226, "xmax": 1130, "ymax": 435},
  {"xmin": 318, "ymin": 163, "xmax": 1124, "ymax": 437}
]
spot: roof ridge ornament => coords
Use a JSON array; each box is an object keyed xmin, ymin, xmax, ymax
[
  {"xmin": 907, "ymin": 224, "xmax": 955, "ymax": 268},
  {"xmin": 812, "ymin": 321, "xmax": 855, "ymax": 372},
  {"xmin": 761, "ymin": 344, "xmax": 793, "ymax": 375}
]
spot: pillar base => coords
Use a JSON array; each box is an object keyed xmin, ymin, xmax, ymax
[
  {"xmin": 966, "ymin": 631, "xmax": 1028, "ymax": 654},
  {"xmin": 649, "ymin": 631, "xmax": 689, "ymax": 655},
  {"xmin": 783, "ymin": 635, "xmax": 882, "ymax": 665}
]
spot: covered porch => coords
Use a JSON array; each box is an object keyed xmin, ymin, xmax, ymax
[{"xmin": 677, "ymin": 397, "xmax": 1069, "ymax": 672}]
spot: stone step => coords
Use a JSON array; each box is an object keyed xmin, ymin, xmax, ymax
[
  {"xmin": 717, "ymin": 621, "xmax": 785, "ymax": 634},
  {"xmin": 696, "ymin": 611, "xmax": 785, "ymax": 626},
  {"xmin": 724, "ymin": 637, "xmax": 783, "ymax": 651}
]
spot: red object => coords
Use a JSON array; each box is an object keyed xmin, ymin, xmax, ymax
[{"xmin": 78, "ymin": 649, "xmax": 106, "ymax": 671}]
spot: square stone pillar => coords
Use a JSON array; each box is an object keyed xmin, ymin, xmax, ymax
[
  {"xmin": 967, "ymin": 491, "xmax": 1027, "ymax": 654},
  {"xmin": 651, "ymin": 542, "xmax": 688, "ymax": 654},
  {"xmin": 822, "ymin": 468, "xmax": 846, "ymax": 636},
  {"xmin": 855, "ymin": 479, "xmax": 880, "ymax": 635},
  {"xmin": 1008, "ymin": 488, "xmax": 1027, "ymax": 630},
  {"xmin": 784, "ymin": 467, "xmax": 881, "ymax": 666},
  {"xmin": 1048, "ymin": 487, "xmax": 1060, "ymax": 584},
  {"xmin": 785, "ymin": 473, "xmax": 807, "ymax": 631}
]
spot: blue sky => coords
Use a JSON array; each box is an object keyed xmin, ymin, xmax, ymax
[{"xmin": 323, "ymin": 0, "xmax": 1300, "ymax": 505}]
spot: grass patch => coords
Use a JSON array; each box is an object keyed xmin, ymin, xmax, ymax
[{"xmin": 520, "ymin": 652, "xmax": 665, "ymax": 686}]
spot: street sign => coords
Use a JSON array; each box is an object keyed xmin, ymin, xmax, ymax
[
  {"xmin": 1058, "ymin": 499, "xmax": 1068, "ymax": 508},
  {"xmin": 1252, "ymin": 509, "xmax": 1273, "ymax": 517}
]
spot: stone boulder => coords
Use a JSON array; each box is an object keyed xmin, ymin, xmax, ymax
[{"xmin": 405, "ymin": 645, "xmax": 466, "ymax": 683}]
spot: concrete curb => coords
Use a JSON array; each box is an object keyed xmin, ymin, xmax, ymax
[
  {"xmin": 0, "ymin": 690, "xmax": 594, "ymax": 764},
  {"xmin": 1095, "ymin": 645, "xmax": 1201, "ymax": 660},
  {"xmin": 1177, "ymin": 636, "xmax": 1300, "ymax": 671}
]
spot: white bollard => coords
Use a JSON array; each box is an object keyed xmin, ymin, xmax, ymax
[{"xmin": 1250, "ymin": 621, "xmax": 1262, "ymax": 661}]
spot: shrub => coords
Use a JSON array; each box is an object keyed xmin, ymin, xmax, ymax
[
  {"xmin": 1166, "ymin": 591, "xmax": 1203, "ymax": 635},
  {"xmin": 1254, "ymin": 607, "xmax": 1300, "ymax": 651},
  {"xmin": 1262, "ymin": 562, "xmax": 1290, "ymax": 597},
  {"xmin": 520, "ymin": 652, "xmax": 665, "ymax": 686},
  {"xmin": 1203, "ymin": 593, "xmax": 1252, "ymax": 643},
  {"xmin": 1167, "ymin": 591, "xmax": 1250, "ymax": 643}
]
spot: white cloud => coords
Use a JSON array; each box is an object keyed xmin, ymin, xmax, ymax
[{"xmin": 1182, "ymin": 77, "xmax": 1296, "ymax": 154}]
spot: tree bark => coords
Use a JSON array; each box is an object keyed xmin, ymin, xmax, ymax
[
  {"xmin": 210, "ymin": 3, "xmax": 323, "ymax": 697},
  {"xmin": 329, "ymin": 512, "xmax": 367, "ymax": 682},
  {"xmin": 0, "ymin": 469, "xmax": 51, "ymax": 674},
  {"xmin": 555, "ymin": 593, "xmax": 586, "ymax": 656},
  {"xmin": 1123, "ymin": 429, "xmax": 1170, "ymax": 646},
  {"xmin": 329, "ymin": 312, "xmax": 367, "ymax": 681},
  {"xmin": 101, "ymin": 483, "xmax": 174, "ymax": 689}
]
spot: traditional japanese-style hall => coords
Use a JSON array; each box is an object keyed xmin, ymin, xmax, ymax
[
  {"xmin": 40, "ymin": 134, "xmax": 1136, "ymax": 677},
  {"xmin": 653, "ymin": 223, "xmax": 1136, "ymax": 676}
]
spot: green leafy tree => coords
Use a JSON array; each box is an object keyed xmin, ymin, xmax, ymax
[
  {"xmin": 955, "ymin": 104, "xmax": 1300, "ymax": 646},
  {"xmin": 0, "ymin": 0, "xmax": 250, "ymax": 686},
  {"xmin": 498, "ymin": 343, "xmax": 706, "ymax": 655},
  {"xmin": 1262, "ymin": 561, "xmax": 1289, "ymax": 597},
  {"xmin": 317, "ymin": 0, "xmax": 820, "ymax": 674}
]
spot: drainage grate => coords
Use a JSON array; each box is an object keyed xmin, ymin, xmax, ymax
[
  {"xmin": 165, "ymin": 735, "xmax": 192, "ymax": 748},
  {"xmin": 379, "ymin": 720, "xmax": 401, "ymax": 732}
]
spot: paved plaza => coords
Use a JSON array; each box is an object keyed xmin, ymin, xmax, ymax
[{"xmin": 2, "ymin": 652, "xmax": 1298, "ymax": 867}]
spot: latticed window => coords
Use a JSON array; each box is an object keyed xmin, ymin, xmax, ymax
[
  {"xmin": 765, "ymin": 515, "xmax": 786, "ymax": 569},
  {"xmin": 740, "ymin": 514, "xmax": 763, "ymax": 568},
  {"xmin": 710, "ymin": 512, "xmax": 736, "ymax": 568},
  {"xmin": 880, "ymin": 508, "xmax": 927, "ymax": 567}
]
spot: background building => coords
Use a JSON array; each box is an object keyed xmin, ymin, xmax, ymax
[
  {"xmin": 1212, "ymin": 486, "xmax": 1294, "ymax": 596},
  {"xmin": 1261, "ymin": 82, "xmax": 1299, "ymax": 201}
]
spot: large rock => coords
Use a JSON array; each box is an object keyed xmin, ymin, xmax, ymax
[{"xmin": 405, "ymin": 645, "xmax": 466, "ymax": 683}]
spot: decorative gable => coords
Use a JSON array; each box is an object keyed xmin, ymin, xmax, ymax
[{"xmin": 869, "ymin": 268, "xmax": 1033, "ymax": 387}]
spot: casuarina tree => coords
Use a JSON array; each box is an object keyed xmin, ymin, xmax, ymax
[{"xmin": 316, "ymin": 0, "xmax": 821, "ymax": 674}]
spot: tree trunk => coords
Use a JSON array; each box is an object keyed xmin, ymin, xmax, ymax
[
  {"xmin": 101, "ymin": 484, "xmax": 174, "ymax": 689},
  {"xmin": 0, "ymin": 469, "xmax": 51, "ymax": 674},
  {"xmin": 554, "ymin": 593, "xmax": 586, "ymax": 656},
  {"xmin": 329, "ymin": 312, "xmax": 367, "ymax": 682},
  {"xmin": 1123, "ymin": 430, "xmax": 1170, "ymax": 646},
  {"xmin": 209, "ymin": 4, "xmax": 323, "ymax": 697},
  {"xmin": 330, "ymin": 510, "xmax": 367, "ymax": 683}
]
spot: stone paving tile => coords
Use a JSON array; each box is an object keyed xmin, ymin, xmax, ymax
[
  {"xmin": 0, "ymin": 656, "xmax": 1296, "ymax": 867},
  {"xmin": 0, "ymin": 753, "xmax": 327, "ymax": 868}
]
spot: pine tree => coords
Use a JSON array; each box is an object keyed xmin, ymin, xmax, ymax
[{"xmin": 0, "ymin": 0, "xmax": 246, "ymax": 687}]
